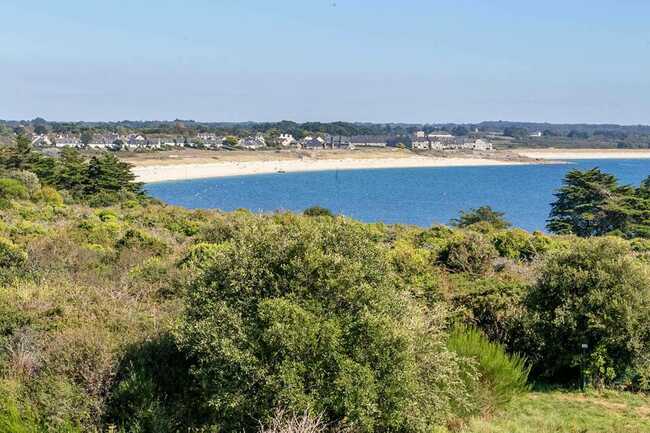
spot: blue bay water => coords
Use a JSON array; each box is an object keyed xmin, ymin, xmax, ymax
[{"xmin": 146, "ymin": 159, "xmax": 650, "ymax": 232}]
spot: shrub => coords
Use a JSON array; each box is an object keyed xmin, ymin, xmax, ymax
[
  {"xmin": 451, "ymin": 277, "xmax": 528, "ymax": 349},
  {"xmin": 0, "ymin": 237, "xmax": 28, "ymax": 268},
  {"xmin": 415, "ymin": 225, "xmax": 455, "ymax": 252},
  {"xmin": 173, "ymin": 218, "xmax": 475, "ymax": 433},
  {"xmin": 7, "ymin": 170, "xmax": 40, "ymax": 196},
  {"xmin": 491, "ymin": 229, "xmax": 548, "ymax": 261},
  {"xmin": 388, "ymin": 239, "xmax": 439, "ymax": 303},
  {"xmin": 9, "ymin": 222, "xmax": 46, "ymax": 238},
  {"xmin": 116, "ymin": 229, "xmax": 168, "ymax": 256},
  {"xmin": 451, "ymin": 206, "xmax": 511, "ymax": 230},
  {"xmin": 0, "ymin": 393, "xmax": 41, "ymax": 433},
  {"xmin": 440, "ymin": 232, "xmax": 497, "ymax": 275},
  {"xmin": 303, "ymin": 206, "xmax": 334, "ymax": 217},
  {"xmin": 105, "ymin": 335, "xmax": 205, "ymax": 432},
  {"xmin": 39, "ymin": 186, "xmax": 64, "ymax": 206},
  {"xmin": 447, "ymin": 326, "xmax": 530, "ymax": 412},
  {"xmin": 178, "ymin": 242, "xmax": 226, "ymax": 272},
  {"xmin": 526, "ymin": 237, "xmax": 650, "ymax": 386},
  {"xmin": 0, "ymin": 178, "xmax": 29, "ymax": 201}
]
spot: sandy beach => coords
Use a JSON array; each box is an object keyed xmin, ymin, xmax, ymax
[
  {"xmin": 131, "ymin": 155, "xmax": 527, "ymax": 183},
  {"xmin": 125, "ymin": 148, "xmax": 650, "ymax": 183},
  {"xmin": 515, "ymin": 148, "xmax": 650, "ymax": 160}
]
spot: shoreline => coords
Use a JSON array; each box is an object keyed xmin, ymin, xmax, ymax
[
  {"xmin": 126, "ymin": 148, "xmax": 650, "ymax": 183},
  {"xmin": 132, "ymin": 156, "xmax": 530, "ymax": 183},
  {"xmin": 515, "ymin": 148, "xmax": 650, "ymax": 160}
]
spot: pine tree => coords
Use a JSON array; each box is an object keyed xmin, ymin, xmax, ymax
[
  {"xmin": 547, "ymin": 168, "xmax": 647, "ymax": 238},
  {"xmin": 84, "ymin": 153, "xmax": 142, "ymax": 196}
]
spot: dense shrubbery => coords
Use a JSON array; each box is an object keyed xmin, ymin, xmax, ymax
[
  {"xmin": 525, "ymin": 237, "xmax": 650, "ymax": 388},
  {"xmin": 173, "ymin": 217, "xmax": 477, "ymax": 433},
  {"xmin": 440, "ymin": 231, "xmax": 497, "ymax": 275},
  {"xmin": 1, "ymin": 163, "xmax": 650, "ymax": 432}
]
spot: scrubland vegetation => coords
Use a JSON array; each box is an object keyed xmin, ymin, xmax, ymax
[{"xmin": 1, "ymin": 138, "xmax": 649, "ymax": 432}]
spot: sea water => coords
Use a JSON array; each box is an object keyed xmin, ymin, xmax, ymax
[{"xmin": 146, "ymin": 159, "xmax": 650, "ymax": 232}]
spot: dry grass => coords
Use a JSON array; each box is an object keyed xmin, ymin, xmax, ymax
[{"xmin": 260, "ymin": 409, "xmax": 328, "ymax": 433}]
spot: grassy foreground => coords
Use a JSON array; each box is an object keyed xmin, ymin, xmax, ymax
[{"xmin": 458, "ymin": 390, "xmax": 650, "ymax": 433}]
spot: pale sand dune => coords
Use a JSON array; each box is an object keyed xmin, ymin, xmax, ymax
[
  {"xmin": 515, "ymin": 148, "xmax": 650, "ymax": 160},
  {"xmin": 132, "ymin": 156, "xmax": 528, "ymax": 183}
]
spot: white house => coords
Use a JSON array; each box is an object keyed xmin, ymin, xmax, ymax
[
  {"xmin": 54, "ymin": 134, "xmax": 81, "ymax": 148},
  {"xmin": 411, "ymin": 136, "xmax": 430, "ymax": 150},
  {"xmin": 31, "ymin": 134, "xmax": 52, "ymax": 147},
  {"xmin": 470, "ymin": 139, "xmax": 493, "ymax": 151},
  {"xmin": 278, "ymin": 133, "xmax": 296, "ymax": 147}
]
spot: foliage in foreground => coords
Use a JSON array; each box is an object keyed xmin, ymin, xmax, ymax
[
  {"xmin": 174, "ymin": 217, "xmax": 478, "ymax": 432},
  {"xmin": 526, "ymin": 237, "xmax": 650, "ymax": 388},
  {"xmin": 0, "ymin": 164, "xmax": 649, "ymax": 432},
  {"xmin": 448, "ymin": 326, "xmax": 530, "ymax": 412}
]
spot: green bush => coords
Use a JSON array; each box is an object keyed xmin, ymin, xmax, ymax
[
  {"xmin": 104, "ymin": 335, "xmax": 207, "ymax": 433},
  {"xmin": 303, "ymin": 206, "xmax": 334, "ymax": 217},
  {"xmin": 448, "ymin": 326, "xmax": 530, "ymax": 412},
  {"xmin": 491, "ymin": 229, "xmax": 547, "ymax": 261},
  {"xmin": 7, "ymin": 170, "xmax": 41, "ymax": 196},
  {"xmin": 0, "ymin": 393, "xmax": 40, "ymax": 433},
  {"xmin": 0, "ymin": 178, "xmax": 29, "ymax": 201},
  {"xmin": 178, "ymin": 242, "xmax": 226, "ymax": 272},
  {"xmin": 414, "ymin": 225, "xmax": 455, "ymax": 256},
  {"xmin": 451, "ymin": 277, "xmax": 528, "ymax": 350},
  {"xmin": 440, "ymin": 232, "xmax": 497, "ymax": 275},
  {"xmin": 39, "ymin": 186, "xmax": 64, "ymax": 206},
  {"xmin": 0, "ymin": 237, "xmax": 28, "ymax": 268},
  {"xmin": 526, "ymin": 237, "xmax": 650, "ymax": 387},
  {"xmin": 172, "ymin": 218, "xmax": 476, "ymax": 433},
  {"xmin": 451, "ymin": 206, "xmax": 511, "ymax": 230},
  {"xmin": 116, "ymin": 229, "xmax": 168, "ymax": 256}
]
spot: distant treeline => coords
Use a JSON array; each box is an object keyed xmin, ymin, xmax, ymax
[{"xmin": 4, "ymin": 118, "xmax": 650, "ymax": 139}]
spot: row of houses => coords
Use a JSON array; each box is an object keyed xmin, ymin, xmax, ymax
[
  {"xmin": 411, "ymin": 131, "xmax": 493, "ymax": 151},
  {"xmin": 29, "ymin": 131, "xmax": 493, "ymax": 152}
]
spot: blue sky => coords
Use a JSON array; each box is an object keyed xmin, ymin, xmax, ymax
[{"xmin": 2, "ymin": 0, "xmax": 650, "ymax": 123}]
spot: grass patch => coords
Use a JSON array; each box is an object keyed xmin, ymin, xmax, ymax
[{"xmin": 457, "ymin": 390, "xmax": 650, "ymax": 433}]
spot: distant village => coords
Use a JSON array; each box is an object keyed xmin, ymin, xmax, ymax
[{"xmin": 28, "ymin": 130, "xmax": 494, "ymax": 152}]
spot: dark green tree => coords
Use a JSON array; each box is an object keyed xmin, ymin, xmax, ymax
[
  {"xmin": 2, "ymin": 134, "xmax": 38, "ymax": 170},
  {"xmin": 303, "ymin": 205, "xmax": 334, "ymax": 217},
  {"xmin": 85, "ymin": 153, "xmax": 142, "ymax": 196},
  {"xmin": 547, "ymin": 168, "xmax": 636, "ymax": 237},
  {"xmin": 503, "ymin": 127, "xmax": 529, "ymax": 139},
  {"xmin": 80, "ymin": 130, "xmax": 94, "ymax": 147},
  {"xmin": 451, "ymin": 126, "xmax": 469, "ymax": 136},
  {"xmin": 451, "ymin": 206, "xmax": 511, "ymax": 230},
  {"xmin": 34, "ymin": 124, "xmax": 48, "ymax": 135},
  {"xmin": 54, "ymin": 147, "xmax": 88, "ymax": 194}
]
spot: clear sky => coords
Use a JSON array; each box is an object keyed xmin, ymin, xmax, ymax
[{"xmin": 2, "ymin": 0, "xmax": 650, "ymax": 124}]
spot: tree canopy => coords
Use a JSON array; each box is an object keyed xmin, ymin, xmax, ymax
[
  {"xmin": 547, "ymin": 168, "xmax": 650, "ymax": 238},
  {"xmin": 451, "ymin": 206, "xmax": 511, "ymax": 230},
  {"xmin": 1, "ymin": 134, "xmax": 143, "ymax": 205}
]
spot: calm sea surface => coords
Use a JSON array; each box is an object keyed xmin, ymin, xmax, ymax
[{"xmin": 146, "ymin": 159, "xmax": 650, "ymax": 232}]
